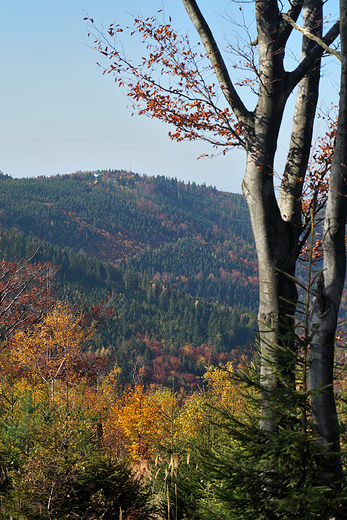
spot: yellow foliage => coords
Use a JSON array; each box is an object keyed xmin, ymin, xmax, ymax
[
  {"xmin": 99, "ymin": 364, "xmax": 122, "ymax": 402},
  {"xmin": 176, "ymin": 391, "xmax": 206, "ymax": 439},
  {"xmin": 115, "ymin": 385, "xmax": 162, "ymax": 459},
  {"xmin": 113, "ymin": 385, "xmax": 212, "ymax": 459},
  {"xmin": 203, "ymin": 361, "xmax": 251, "ymax": 416},
  {"xmin": 11, "ymin": 303, "xmax": 91, "ymax": 401},
  {"xmin": 83, "ymin": 364, "xmax": 124, "ymax": 453}
]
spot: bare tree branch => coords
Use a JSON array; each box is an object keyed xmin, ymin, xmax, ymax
[
  {"xmin": 282, "ymin": 12, "xmax": 341, "ymax": 60},
  {"xmin": 288, "ymin": 19, "xmax": 340, "ymax": 92},
  {"xmin": 278, "ymin": 0, "xmax": 305, "ymax": 45}
]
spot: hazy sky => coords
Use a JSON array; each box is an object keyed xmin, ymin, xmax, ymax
[{"xmin": 1, "ymin": 0, "xmax": 340, "ymax": 193}]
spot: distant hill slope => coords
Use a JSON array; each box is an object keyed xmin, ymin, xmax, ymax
[
  {"xmin": 0, "ymin": 170, "xmax": 258, "ymax": 309},
  {"xmin": 0, "ymin": 170, "xmax": 259, "ymax": 388}
]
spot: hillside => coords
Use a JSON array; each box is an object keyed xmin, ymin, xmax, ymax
[
  {"xmin": 0, "ymin": 170, "xmax": 258, "ymax": 307},
  {"xmin": 0, "ymin": 170, "xmax": 259, "ymax": 387}
]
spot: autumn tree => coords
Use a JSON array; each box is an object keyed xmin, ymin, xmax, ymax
[
  {"xmin": 87, "ymin": 0, "xmax": 343, "ymax": 485},
  {"xmin": 0, "ymin": 255, "xmax": 55, "ymax": 341},
  {"xmin": 12, "ymin": 303, "xmax": 96, "ymax": 404}
]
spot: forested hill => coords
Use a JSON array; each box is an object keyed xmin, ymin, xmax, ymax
[
  {"xmin": 0, "ymin": 170, "xmax": 258, "ymax": 309},
  {"xmin": 0, "ymin": 170, "xmax": 259, "ymax": 388}
]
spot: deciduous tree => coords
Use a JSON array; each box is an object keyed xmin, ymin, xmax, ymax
[
  {"xmin": 12, "ymin": 303, "xmax": 93, "ymax": 403},
  {"xmin": 87, "ymin": 0, "xmax": 343, "ymax": 484},
  {"xmin": 0, "ymin": 255, "xmax": 55, "ymax": 341},
  {"xmin": 308, "ymin": 0, "xmax": 347, "ymax": 486}
]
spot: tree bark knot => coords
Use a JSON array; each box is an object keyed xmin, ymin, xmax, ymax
[
  {"xmin": 259, "ymin": 311, "xmax": 278, "ymax": 330},
  {"xmin": 311, "ymin": 273, "xmax": 330, "ymax": 317}
]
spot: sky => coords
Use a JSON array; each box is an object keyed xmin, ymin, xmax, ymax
[{"xmin": 0, "ymin": 0, "xmax": 340, "ymax": 194}]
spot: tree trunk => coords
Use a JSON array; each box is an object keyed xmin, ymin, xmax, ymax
[
  {"xmin": 242, "ymin": 0, "xmax": 323, "ymax": 430},
  {"xmin": 182, "ymin": 0, "xmax": 338, "ymax": 435},
  {"xmin": 278, "ymin": 0, "xmax": 322, "ymax": 226},
  {"xmin": 242, "ymin": 122, "xmax": 299, "ymax": 430},
  {"xmin": 308, "ymin": 0, "xmax": 347, "ymax": 486}
]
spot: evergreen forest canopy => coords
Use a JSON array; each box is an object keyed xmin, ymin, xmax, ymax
[{"xmin": 0, "ymin": 169, "xmax": 258, "ymax": 388}]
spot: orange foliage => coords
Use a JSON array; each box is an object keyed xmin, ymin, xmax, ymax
[
  {"xmin": 86, "ymin": 14, "xmax": 244, "ymax": 151},
  {"xmin": 112, "ymin": 384, "xmax": 208, "ymax": 459},
  {"xmin": 114, "ymin": 385, "xmax": 162, "ymax": 459}
]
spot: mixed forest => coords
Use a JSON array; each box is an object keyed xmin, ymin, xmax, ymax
[
  {"xmin": 0, "ymin": 169, "xmax": 347, "ymax": 518},
  {"xmin": 0, "ymin": 169, "xmax": 269, "ymax": 519},
  {"xmin": 0, "ymin": 170, "xmax": 257, "ymax": 388}
]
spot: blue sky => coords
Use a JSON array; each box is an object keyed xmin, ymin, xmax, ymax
[{"xmin": 0, "ymin": 0, "xmax": 340, "ymax": 193}]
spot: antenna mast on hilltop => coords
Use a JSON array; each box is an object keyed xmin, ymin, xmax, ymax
[{"xmin": 128, "ymin": 159, "xmax": 132, "ymax": 173}]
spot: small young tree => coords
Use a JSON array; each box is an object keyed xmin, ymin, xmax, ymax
[{"xmin": 12, "ymin": 303, "xmax": 96, "ymax": 404}]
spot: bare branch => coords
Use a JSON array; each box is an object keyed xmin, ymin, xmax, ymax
[
  {"xmin": 282, "ymin": 13, "xmax": 341, "ymax": 60},
  {"xmin": 288, "ymin": 19, "xmax": 340, "ymax": 92},
  {"xmin": 279, "ymin": 0, "xmax": 323, "ymax": 229}
]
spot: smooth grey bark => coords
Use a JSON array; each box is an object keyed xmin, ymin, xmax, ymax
[
  {"xmin": 183, "ymin": 1, "xmax": 346, "ymax": 486},
  {"xmin": 278, "ymin": 0, "xmax": 322, "ymax": 226},
  {"xmin": 308, "ymin": 0, "xmax": 347, "ymax": 487},
  {"xmin": 182, "ymin": 0, "xmax": 338, "ymax": 433}
]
